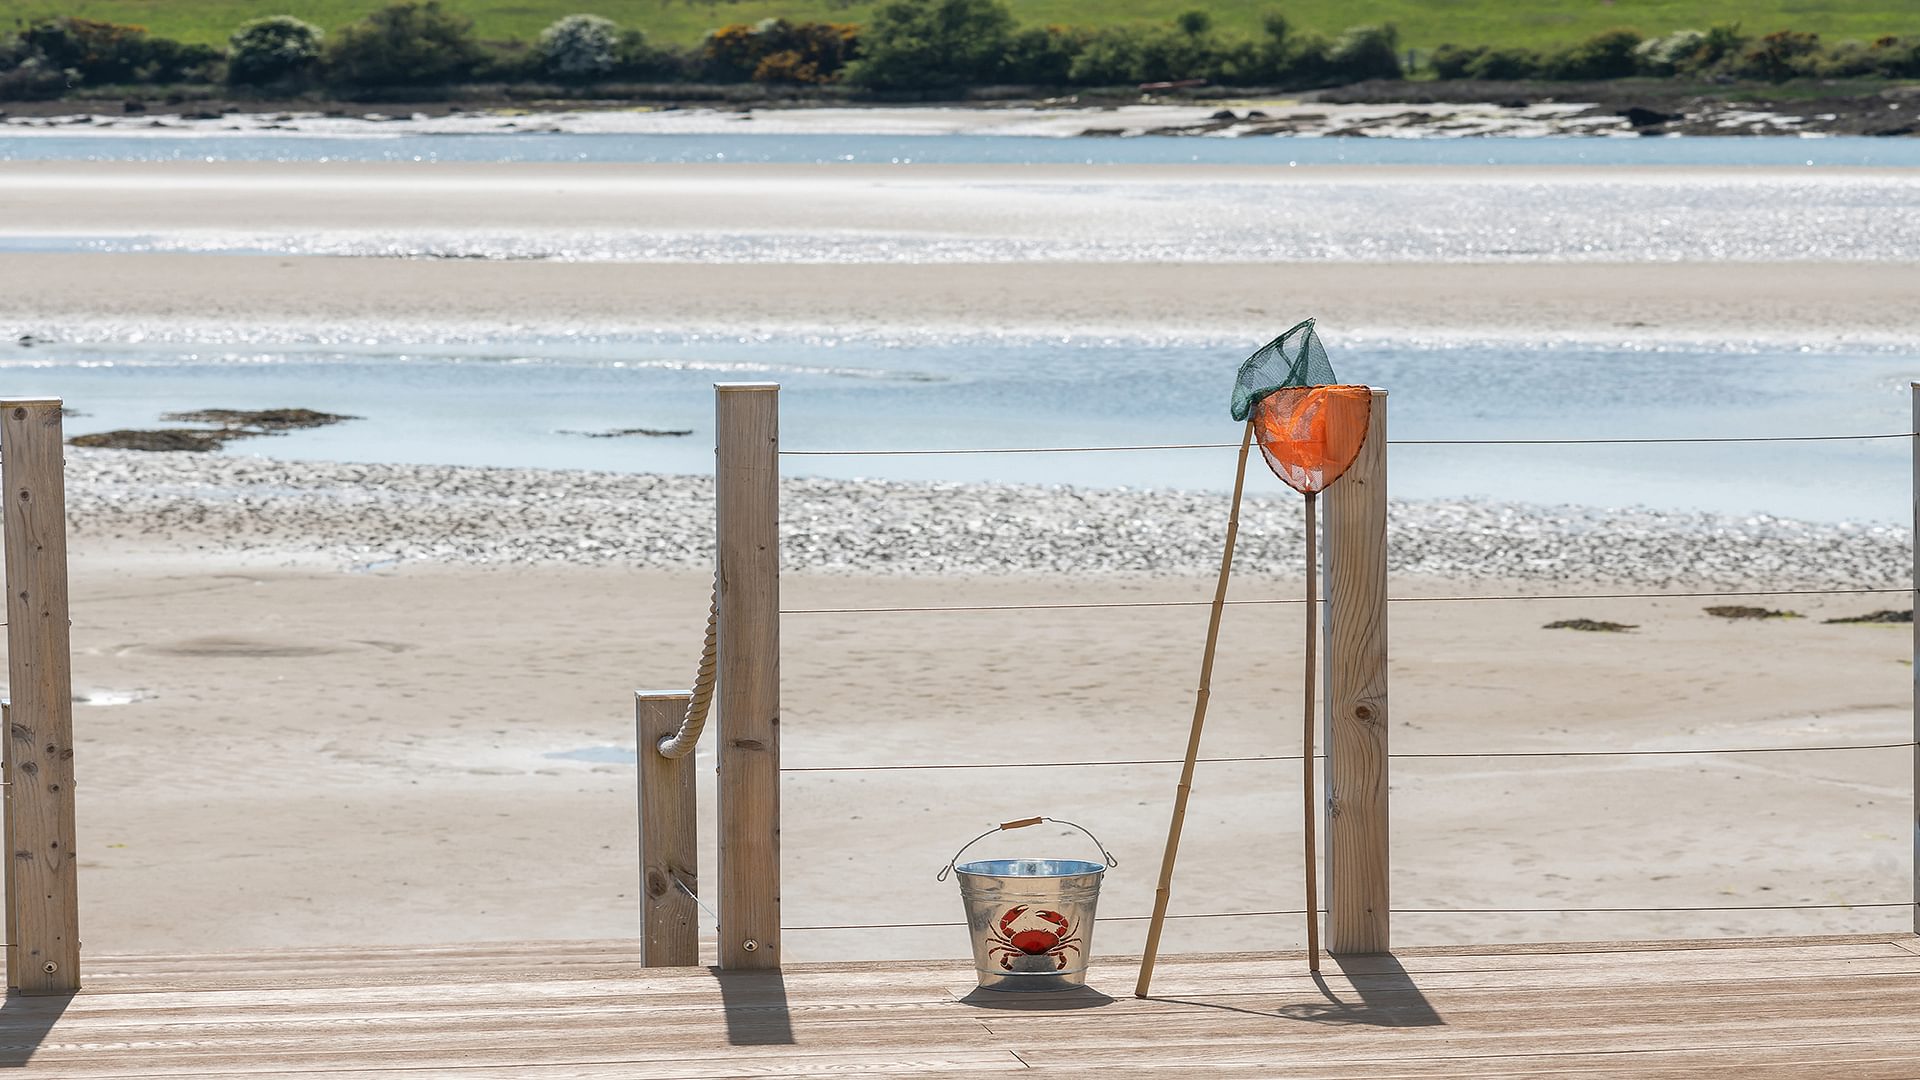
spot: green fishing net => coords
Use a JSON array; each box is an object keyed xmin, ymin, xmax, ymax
[{"xmin": 1229, "ymin": 317, "xmax": 1336, "ymax": 421}]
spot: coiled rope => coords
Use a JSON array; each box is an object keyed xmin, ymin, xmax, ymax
[{"xmin": 656, "ymin": 574, "xmax": 719, "ymax": 760}]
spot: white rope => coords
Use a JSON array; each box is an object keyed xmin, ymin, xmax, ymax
[{"xmin": 656, "ymin": 574, "xmax": 718, "ymax": 760}]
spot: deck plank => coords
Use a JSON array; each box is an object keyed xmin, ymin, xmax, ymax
[{"xmin": 8, "ymin": 934, "xmax": 1919, "ymax": 1077}]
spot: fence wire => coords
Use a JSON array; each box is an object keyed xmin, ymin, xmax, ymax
[
  {"xmin": 780, "ymin": 431, "xmax": 1918, "ymax": 457},
  {"xmin": 781, "ymin": 742, "xmax": 1915, "ymax": 774},
  {"xmin": 780, "ymin": 587, "xmax": 1912, "ymax": 617},
  {"xmin": 782, "ymin": 901, "xmax": 1910, "ymax": 932}
]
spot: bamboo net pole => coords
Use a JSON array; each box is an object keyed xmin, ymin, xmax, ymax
[
  {"xmin": 1135, "ymin": 420, "xmax": 1255, "ymax": 999},
  {"xmin": 1303, "ymin": 490, "xmax": 1321, "ymax": 974}
]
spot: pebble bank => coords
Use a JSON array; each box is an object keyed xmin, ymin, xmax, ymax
[{"xmin": 67, "ymin": 449, "xmax": 1907, "ymax": 589}]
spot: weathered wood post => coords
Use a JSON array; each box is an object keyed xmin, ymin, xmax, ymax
[
  {"xmin": 2, "ymin": 700, "xmax": 14, "ymax": 980},
  {"xmin": 1321, "ymin": 388, "xmax": 1389, "ymax": 955},
  {"xmin": 715, "ymin": 383, "xmax": 779, "ymax": 969},
  {"xmin": 637, "ymin": 690, "xmax": 698, "ymax": 966},
  {"xmin": 1, "ymin": 397, "xmax": 80, "ymax": 993},
  {"xmin": 1911, "ymin": 383, "xmax": 1917, "ymax": 936}
]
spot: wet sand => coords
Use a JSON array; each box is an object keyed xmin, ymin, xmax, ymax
[{"xmin": 7, "ymin": 254, "xmax": 1920, "ymax": 345}]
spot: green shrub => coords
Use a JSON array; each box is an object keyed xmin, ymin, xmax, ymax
[
  {"xmin": 228, "ymin": 16, "xmax": 323, "ymax": 85},
  {"xmin": 1467, "ymin": 46, "xmax": 1539, "ymax": 80},
  {"xmin": 537, "ymin": 14, "xmax": 619, "ymax": 80},
  {"xmin": 0, "ymin": 33, "xmax": 72, "ymax": 97},
  {"xmin": 704, "ymin": 18, "xmax": 857, "ymax": 84},
  {"xmin": 1002, "ymin": 25, "xmax": 1086, "ymax": 84},
  {"xmin": 22, "ymin": 17, "xmax": 146, "ymax": 82},
  {"xmin": 1068, "ymin": 20, "xmax": 1219, "ymax": 85},
  {"xmin": 850, "ymin": 0, "xmax": 1014, "ymax": 89},
  {"xmin": 1676, "ymin": 22, "xmax": 1747, "ymax": 76},
  {"xmin": 136, "ymin": 36, "xmax": 221, "ymax": 82},
  {"xmin": 1280, "ymin": 29, "xmax": 1334, "ymax": 85},
  {"xmin": 1632, "ymin": 29, "xmax": 1704, "ymax": 76},
  {"xmin": 324, "ymin": 1, "xmax": 483, "ymax": 87},
  {"xmin": 1064, "ymin": 26, "xmax": 1145, "ymax": 84},
  {"xmin": 1733, "ymin": 29, "xmax": 1821, "ymax": 82},
  {"xmin": 1326, "ymin": 23, "xmax": 1400, "ymax": 82},
  {"xmin": 17, "ymin": 16, "xmax": 214, "ymax": 84},
  {"xmin": 1869, "ymin": 35, "xmax": 1920, "ymax": 78},
  {"xmin": 610, "ymin": 28, "xmax": 686, "ymax": 80},
  {"xmin": 1541, "ymin": 26, "xmax": 1642, "ymax": 79},
  {"xmin": 1428, "ymin": 43, "xmax": 1483, "ymax": 79},
  {"xmin": 1815, "ymin": 40, "xmax": 1879, "ymax": 78},
  {"xmin": 1175, "ymin": 10, "xmax": 1212, "ymax": 38}
]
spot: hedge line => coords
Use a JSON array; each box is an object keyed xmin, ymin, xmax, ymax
[{"xmin": 3, "ymin": 0, "xmax": 1917, "ymax": 99}]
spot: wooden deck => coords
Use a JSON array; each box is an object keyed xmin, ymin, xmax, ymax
[{"xmin": 7, "ymin": 933, "xmax": 1920, "ymax": 1077}]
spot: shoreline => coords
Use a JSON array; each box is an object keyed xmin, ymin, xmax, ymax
[
  {"xmin": 5, "ymin": 81, "xmax": 1919, "ymax": 138},
  {"xmin": 64, "ymin": 449, "xmax": 1911, "ymax": 587}
]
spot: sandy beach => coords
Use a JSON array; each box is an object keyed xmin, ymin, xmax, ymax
[
  {"xmin": 11, "ymin": 254, "xmax": 1920, "ymax": 346},
  {"xmin": 53, "ymin": 450, "xmax": 1916, "ymax": 963},
  {"xmin": 2, "ymin": 152, "xmax": 1914, "ymax": 965}
]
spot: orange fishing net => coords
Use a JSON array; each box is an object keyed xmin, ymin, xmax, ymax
[{"xmin": 1250, "ymin": 385, "xmax": 1373, "ymax": 496}]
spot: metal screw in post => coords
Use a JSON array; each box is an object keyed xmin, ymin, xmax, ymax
[
  {"xmin": 741, "ymin": 938, "xmax": 758, "ymax": 952},
  {"xmin": 41, "ymin": 961, "xmax": 56, "ymax": 974}
]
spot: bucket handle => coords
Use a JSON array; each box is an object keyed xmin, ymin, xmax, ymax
[{"xmin": 937, "ymin": 816, "xmax": 1118, "ymax": 881}]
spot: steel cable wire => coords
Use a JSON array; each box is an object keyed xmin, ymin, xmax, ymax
[
  {"xmin": 780, "ymin": 431, "xmax": 1920, "ymax": 457},
  {"xmin": 782, "ymin": 901, "xmax": 1908, "ymax": 931},
  {"xmin": 780, "ymin": 587, "xmax": 1911, "ymax": 616},
  {"xmin": 780, "ymin": 741, "xmax": 1916, "ymax": 774}
]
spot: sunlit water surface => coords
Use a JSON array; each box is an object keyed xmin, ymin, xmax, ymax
[{"xmin": 11, "ymin": 332, "xmax": 1912, "ymax": 523}]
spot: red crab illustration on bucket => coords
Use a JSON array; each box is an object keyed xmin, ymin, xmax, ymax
[{"xmin": 987, "ymin": 905, "xmax": 1082, "ymax": 971}]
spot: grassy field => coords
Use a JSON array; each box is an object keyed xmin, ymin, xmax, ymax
[{"xmin": 5, "ymin": 0, "xmax": 1919, "ymax": 51}]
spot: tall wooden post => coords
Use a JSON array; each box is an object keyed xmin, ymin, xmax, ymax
[
  {"xmin": 638, "ymin": 690, "xmax": 698, "ymax": 966},
  {"xmin": 1, "ymin": 397, "xmax": 80, "ymax": 993},
  {"xmin": 2, "ymin": 700, "xmax": 14, "ymax": 982},
  {"xmin": 716, "ymin": 383, "xmax": 780, "ymax": 969},
  {"xmin": 1911, "ymin": 383, "xmax": 1918, "ymax": 936},
  {"xmin": 1321, "ymin": 388, "xmax": 1389, "ymax": 955}
]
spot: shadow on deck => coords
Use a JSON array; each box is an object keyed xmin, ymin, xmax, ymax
[
  {"xmin": 1146, "ymin": 952, "xmax": 1444, "ymax": 1027},
  {"xmin": 0, "ymin": 991, "xmax": 70, "ymax": 1068},
  {"xmin": 9, "ymin": 932, "xmax": 1920, "ymax": 1077}
]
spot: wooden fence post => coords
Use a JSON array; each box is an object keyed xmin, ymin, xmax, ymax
[
  {"xmin": 638, "ymin": 690, "xmax": 698, "ymax": 966},
  {"xmin": 1321, "ymin": 388, "xmax": 1389, "ymax": 955},
  {"xmin": 716, "ymin": 383, "xmax": 779, "ymax": 970},
  {"xmin": 2, "ymin": 700, "xmax": 14, "ymax": 982},
  {"xmin": 1, "ymin": 397, "xmax": 80, "ymax": 993},
  {"xmin": 1910, "ymin": 382, "xmax": 1917, "ymax": 936}
]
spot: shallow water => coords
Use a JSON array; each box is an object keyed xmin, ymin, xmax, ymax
[
  {"xmin": 10, "ymin": 170, "xmax": 1920, "ymax": 264},
  {"xmin": 14, "ymin": 330, "xmax": 1912, "ymax": 523},
  {"xmin": 7, "ymin": 131, "xmax": 1920, "ymax": 166}
]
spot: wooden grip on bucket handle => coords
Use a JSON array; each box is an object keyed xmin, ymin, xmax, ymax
[{"xmin": 937, "ymin": 817, "xmax": 1118, "ymax": 881}]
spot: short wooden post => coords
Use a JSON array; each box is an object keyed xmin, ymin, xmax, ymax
[
  {"xmin": 1910, "ymin": 383, "xmax": 1918, "ymax": 936},
  {"xmin": 716, "ymin": 383, "xmax": 779, "ymax": 969},
  {"xmin": 1321, "ymin": 388, "xmax": 1389, "ymax": 955},
  {"xmin": 1, "ymin": 397, "xmax": 81, "ymax": 993},
  {"xmin": 638, "ymin": 691, "xmax": 698, "ymax": 966}
]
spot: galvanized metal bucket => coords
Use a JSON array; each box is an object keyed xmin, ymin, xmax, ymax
[{"xmin": 938, "ymin": 816, "xmax": 1118, "ymax": 992}]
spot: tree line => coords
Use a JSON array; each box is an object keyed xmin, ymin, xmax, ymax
[{"xmin": 3, "ymin": 0, "xmax": 1918, "ymax": 100}]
